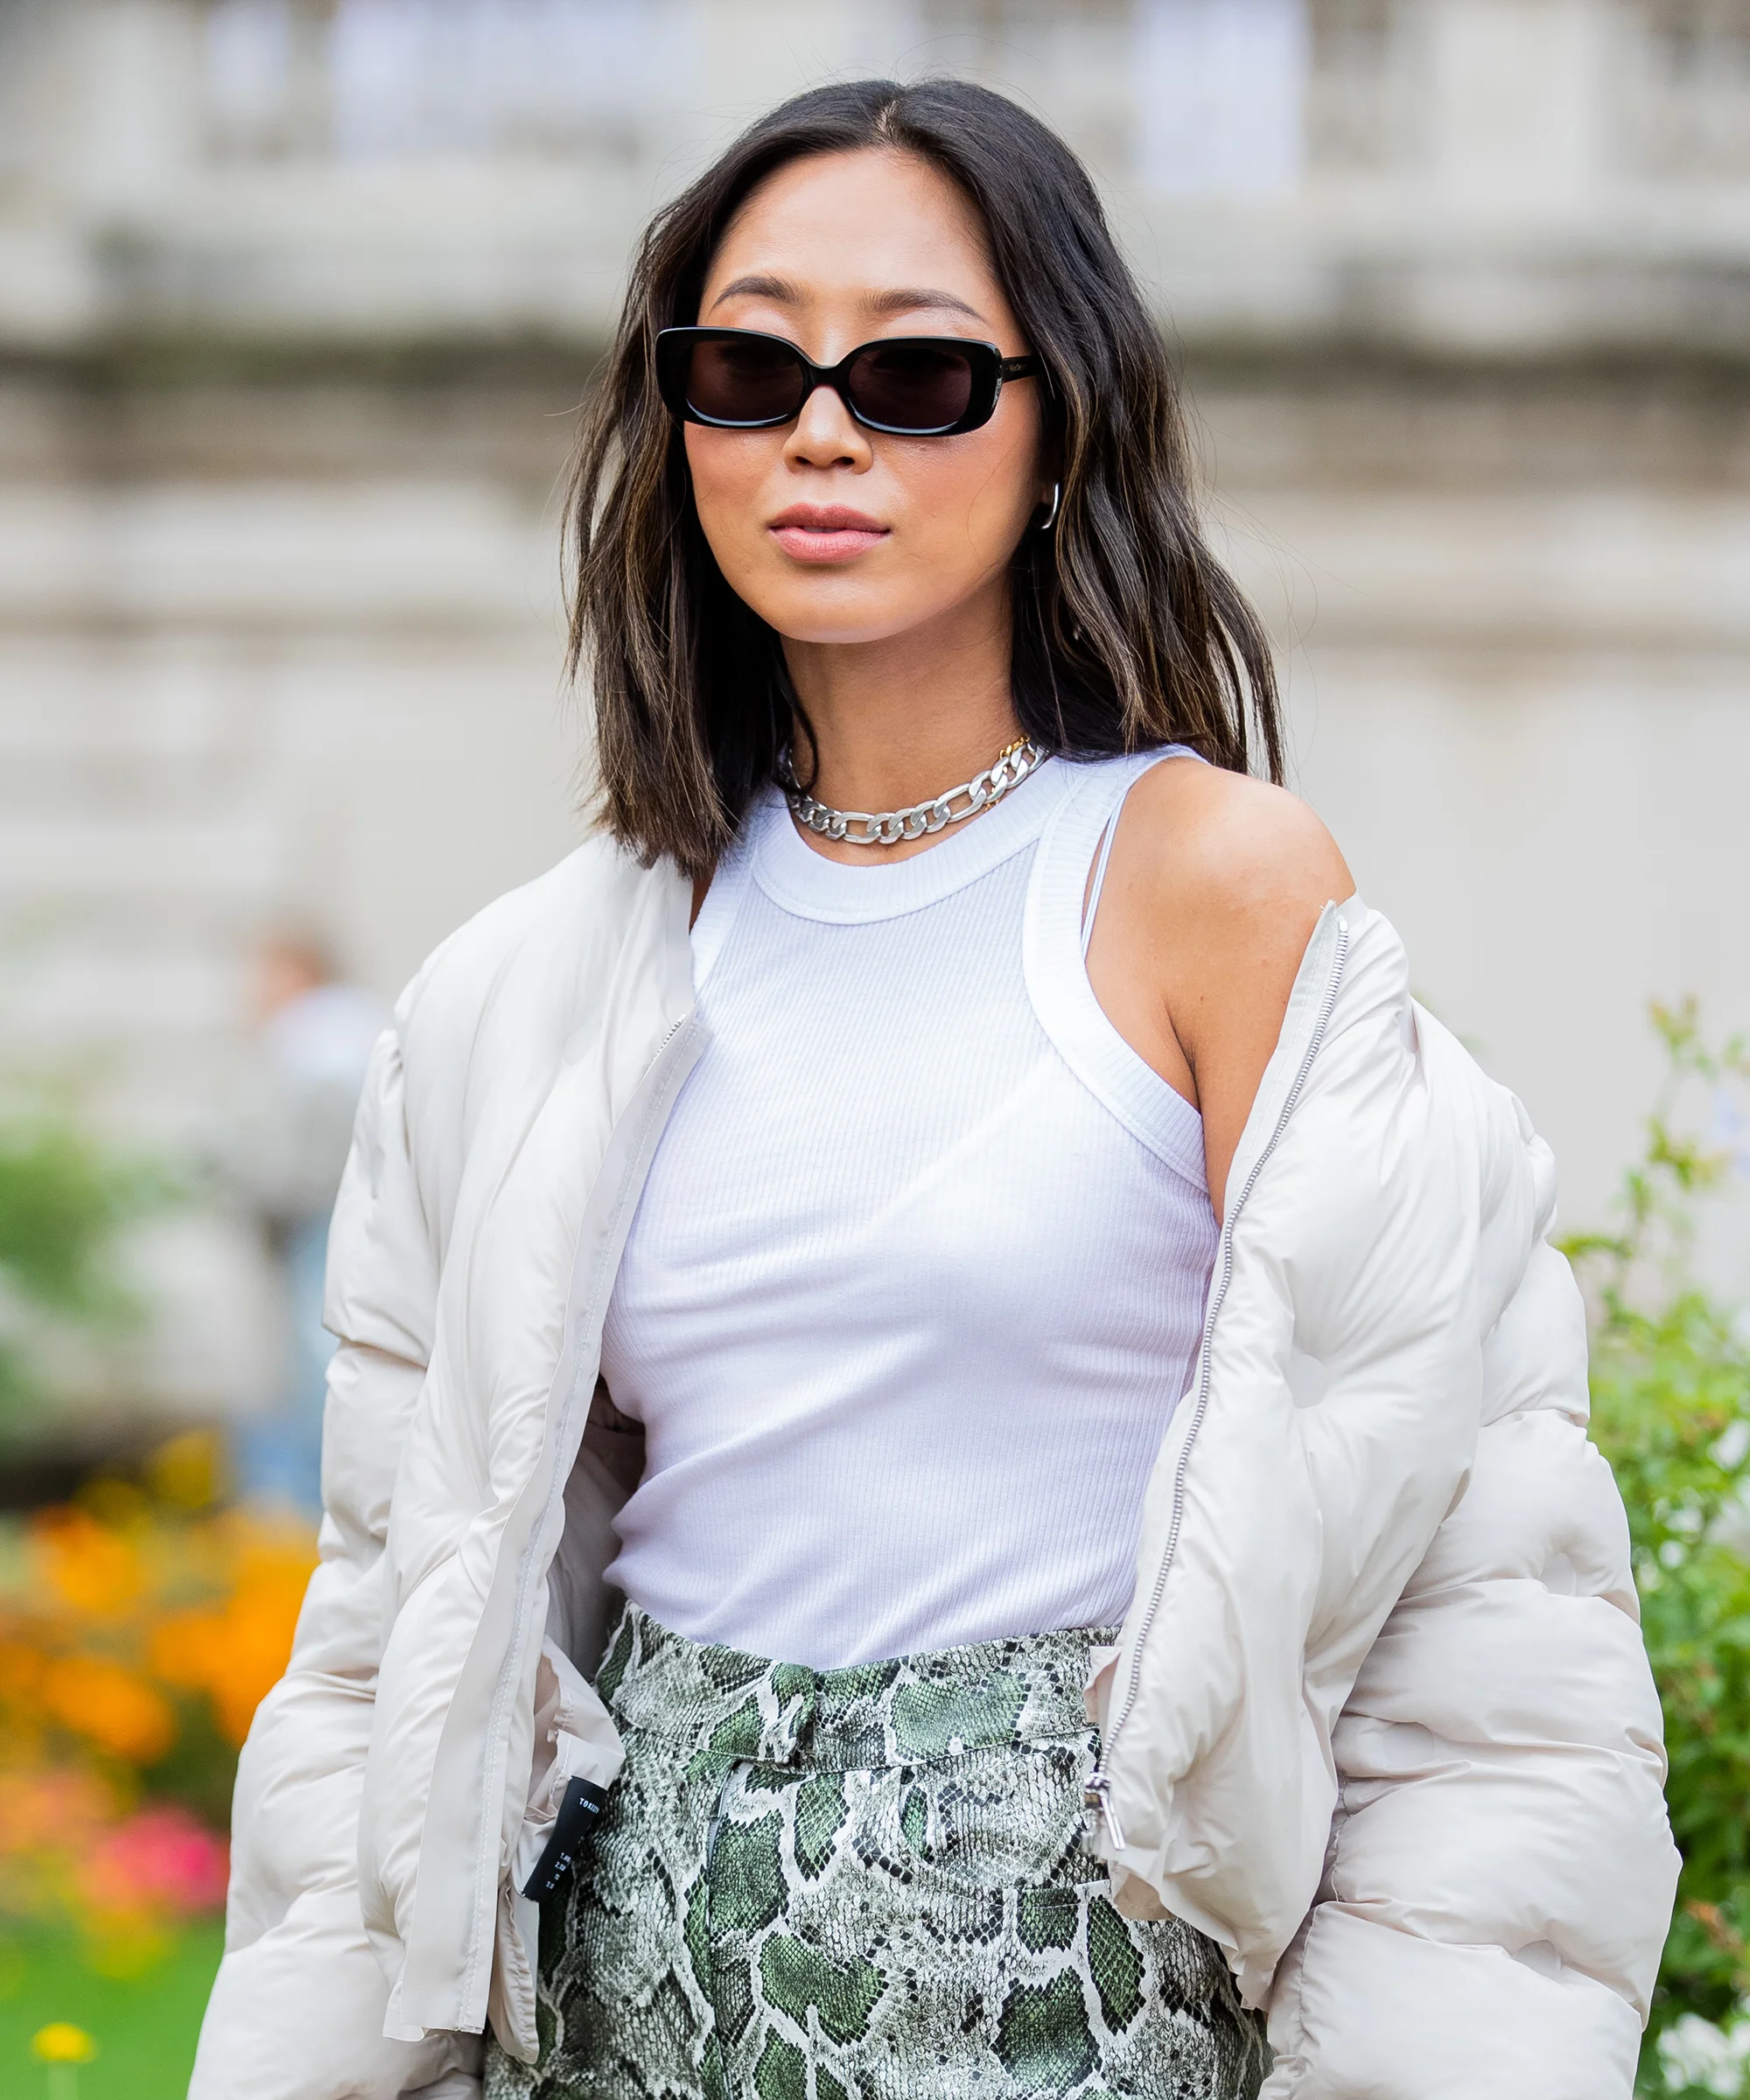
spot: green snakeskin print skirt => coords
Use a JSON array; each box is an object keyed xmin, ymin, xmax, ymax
[{"xmin": 483, "ymin": 1604, "xmax": 1266, "ymax": 2100}]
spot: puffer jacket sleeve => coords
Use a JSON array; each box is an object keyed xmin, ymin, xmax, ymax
[
  {"xmin": 190, "ymin": 1020, "xmax": 485, "ymax": 2100},
  {"xmin": 1263, "ymin": 1115, "xmax": 1680, "ymax": 2099}
]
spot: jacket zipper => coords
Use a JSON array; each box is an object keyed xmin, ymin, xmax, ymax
[{"xmin": 1084, "ymin": 914, "xmax": 1351, "ymax": 1853}]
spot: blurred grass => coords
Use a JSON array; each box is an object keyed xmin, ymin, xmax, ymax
[{"xmin": 0, "ymin": 1921, "xmax": 223, "ymax": 2097}]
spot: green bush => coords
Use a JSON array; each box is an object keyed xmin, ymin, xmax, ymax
[
  {"xmin": 1572, "ymin": 1004, "xmax": 1750, "ymax": 2094},
  {"xmin": 0, "ymin": 1096, "xmax": 166, "ymax": 1432}
]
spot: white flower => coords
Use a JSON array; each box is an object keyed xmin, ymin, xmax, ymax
[{"xmin": 1660, "ymin": 2010, "xmax": 1750, "ymax": 2096}]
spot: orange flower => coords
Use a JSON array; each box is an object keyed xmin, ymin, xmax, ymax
[
  {"xmin": 0, "ymin": 1766, "xmax": 112, "ymax": 1857},
  {"xmin": 147, "ymin": 1528, "xmax": 315, "ymax": 1745},
  {"xmin": 0, "ymin": 1636, "xmax": 47, "ymax": 1704},
  {"xmin": 30, "ymin": 1508, "xmax": 145, "ymax": 1619},
  {"xmin": 146, "ymin": 1607, "xmax": 225, "ymax": 1693},
  {"xmin": 40, "ymin": 1655, "xmax": 175, "ymax": 1764},
  {"xmin": 2, "ymin": 1494, "xmax": 318, "ymax": 1964}
]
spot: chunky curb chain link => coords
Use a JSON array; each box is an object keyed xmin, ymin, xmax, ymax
[{"xmin": 777, "ymin": 737, "xmax": 1047, "ymax": 847}]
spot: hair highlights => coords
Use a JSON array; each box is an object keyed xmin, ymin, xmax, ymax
[{"xmin": 567, "ymin": 77, "xmax": 1284, "ymax": 878}]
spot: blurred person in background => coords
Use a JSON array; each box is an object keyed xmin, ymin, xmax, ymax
[
  {"xmin": 194, "ymin": 80, "xmax": 1676, "ymax": 2100},
  {"xmin": 214, "ymin": 932, "xmax": 386, "ymax": 1513}
]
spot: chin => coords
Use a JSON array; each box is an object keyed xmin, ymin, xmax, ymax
[
  {"xmin": 744, "ymin": 584, "xmax": 918, "ymax": 648},
  {"xmin": 772, "ymin": 615, "xmax": 920, "ymax": 648}
]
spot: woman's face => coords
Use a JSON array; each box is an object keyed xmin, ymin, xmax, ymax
[{"xmin": 683, "ymin": 148, "xmax": 1050, "ymax": 649}]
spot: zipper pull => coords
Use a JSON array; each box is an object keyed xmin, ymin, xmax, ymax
[{"xmin": 1082, "ymin": 1774, "xmax": 1126, "ymax": 1853}]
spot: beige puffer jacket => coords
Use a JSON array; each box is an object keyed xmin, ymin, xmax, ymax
[{"xmin": 190, "ymin": 831, "xmax": 1677, "ymax": 2100}]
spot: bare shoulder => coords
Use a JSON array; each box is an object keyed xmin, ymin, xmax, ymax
[
  {"xmin": 1087, "ymin": 756, "xmax": 1354, "ymax": 1188},
  {"xmin": 1115, "ymin": 755, "xmax": 1354, "ymax": 933}
]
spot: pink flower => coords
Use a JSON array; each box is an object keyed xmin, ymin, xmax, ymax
[{"xmin": 80, "ymin": 1804, "xmax": 228, "ymax": 1920}]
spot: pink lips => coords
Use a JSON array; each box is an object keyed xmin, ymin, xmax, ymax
[{"xmin": 768, "ymin": 503, "xmax": 890, "ymax": 564}]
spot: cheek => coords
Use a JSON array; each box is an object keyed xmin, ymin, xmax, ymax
[
  {"xmin": 683, "ymin": 429, "xmax": 774, "ymax": 562},
  {"xmin": 897, "ymin": 427, "xmax": 1039, "ymax": 563}
]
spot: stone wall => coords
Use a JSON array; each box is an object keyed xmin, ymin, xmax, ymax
[{"xmin": 3, "ymin": 0, "xmax": 1748, "ymax": 1419}]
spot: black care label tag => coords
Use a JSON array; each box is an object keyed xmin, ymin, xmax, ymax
[{"xmin": 521, "ymin": 1777, "xmax": 610, "ymax": 1901}]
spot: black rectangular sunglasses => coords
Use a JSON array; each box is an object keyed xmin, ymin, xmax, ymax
[{"xmin": 654, "ymin": 326, "xmax": 1040, "ymax": 437}]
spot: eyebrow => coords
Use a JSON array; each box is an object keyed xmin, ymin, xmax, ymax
[{"xmin": 707, "ymin": 274, "xmax": 992, "ymax": 326}]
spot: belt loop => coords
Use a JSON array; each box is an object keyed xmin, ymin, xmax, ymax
[{"xmin": 767, "ymin": 1673, "xmax": 819, "ymax": 1768}]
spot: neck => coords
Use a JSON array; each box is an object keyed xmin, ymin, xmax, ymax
[{"xmin": 781, "ymin": 586, "xmax": 1024, "ymax": 860}]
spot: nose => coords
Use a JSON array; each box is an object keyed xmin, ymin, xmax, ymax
[{"xmin": 783, "ymin": 381, "xmax": 872, "ymax": 472}]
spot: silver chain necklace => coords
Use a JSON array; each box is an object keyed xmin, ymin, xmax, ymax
[{"xmin": 776, "ymin": 736, "xmax": 1047, "ymax": 848}]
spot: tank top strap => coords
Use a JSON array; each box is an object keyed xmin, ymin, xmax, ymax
[
  {"xmin": 1023, "ymin": 748, "xmax": 1210, "ymax": 1189},
  {"xmin": 1079, "ymin": 802, "xmax": 1124, "ymax": 960}
]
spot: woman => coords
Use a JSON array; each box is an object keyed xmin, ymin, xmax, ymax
[{"xmin": 193, "ymin": 80, "xmax": 1676, "ymax": 2100}]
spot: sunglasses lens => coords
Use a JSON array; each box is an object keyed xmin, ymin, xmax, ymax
[
  {"xmin": 847, "ymin": 341, "xmax": 979, "ymax": 431},
  {"xmin": 685, "ymin": 336, "xmax": 805, "ymax": 425}
]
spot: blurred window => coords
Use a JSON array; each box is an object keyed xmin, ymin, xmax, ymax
[
  {"xmin": 202, "ymin": 0, "xmax": 657, "ymax": 160},
  {"xmin": 1624, "ymin": 0, "xmax": 1750, "ymax": 174},
  {"xmin": 206, "ymin": 0, "xmax": 331, "ymax": 157},
  {"xmin": 0, "ymin": 0, "xmax": 49, "ymax": 184},
  {"xmin": 913, "ymin": 0, "xmax": 1129, "ymax": 172},
  {"xmin": 1305, "ymin": 0, "xmax": 1408, "ymax": 173},
  {"xmin": 206, "ymin": 0, "xmax": 293, "ymax": 142},
  {"xmin": 1135, "ymin": 0, "xmax": 1308, "ymax": 196}
]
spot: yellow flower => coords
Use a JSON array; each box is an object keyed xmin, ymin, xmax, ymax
[
  {"xmin": 31, "ymin": 2022, "xmax": 97, "ymax": 2062},
  {"xmin": 145, "ymin": 1431, "xmax": 223, "ymax": 1512}
]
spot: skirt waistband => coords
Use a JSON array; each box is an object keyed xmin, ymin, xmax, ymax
[{"xmin": 595, "ymin": 1603, "xmax": 1111, "ymax": 1773}]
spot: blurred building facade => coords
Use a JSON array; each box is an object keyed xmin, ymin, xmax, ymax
[{"xmin": 2, "ymin": 0, "xmax": 1748, "ymax": 1412}]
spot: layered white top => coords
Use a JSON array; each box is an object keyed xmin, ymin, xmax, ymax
[{"xmin": 600, "ymin": 750, "xmax": 1218, "ymax": 1666}]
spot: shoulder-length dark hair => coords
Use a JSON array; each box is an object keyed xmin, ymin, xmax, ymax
[{"xmin": 569, "ymin": 77, "xmax": 1283, "ymax": 877}]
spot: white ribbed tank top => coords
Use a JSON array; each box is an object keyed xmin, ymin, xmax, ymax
[{"xmin": 598, "ymin": 748, "xmax": 1218, "ymax": 1668}]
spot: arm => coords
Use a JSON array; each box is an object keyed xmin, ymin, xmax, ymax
[{"xmin": 191, "ymin": 1023, "xmax": 484, "ymax": 2100}]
